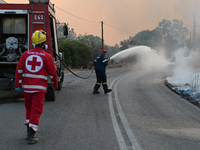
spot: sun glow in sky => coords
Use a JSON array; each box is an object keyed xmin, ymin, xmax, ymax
[{"xmin": 4, "ymin": 0, "xmax": 200, "ymax": 46}]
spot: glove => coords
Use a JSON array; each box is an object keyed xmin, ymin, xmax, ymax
[{"xmin": 15, "ymin": 87, "xmax": 22, "ymax": 92}]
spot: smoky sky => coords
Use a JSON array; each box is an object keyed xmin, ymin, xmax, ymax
[{"xmin": 5, "ymin": 0, "xmax": 200, "ymax": 46}]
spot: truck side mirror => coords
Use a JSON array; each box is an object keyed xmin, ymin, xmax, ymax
[{"xmin": 63, "ymin": 25, "xmax": 68, "ymax": 37}]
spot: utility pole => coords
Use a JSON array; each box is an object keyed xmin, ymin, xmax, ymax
[{"xmin": 101, "ymin": 21, "xmax": 104, "ymax": 50}]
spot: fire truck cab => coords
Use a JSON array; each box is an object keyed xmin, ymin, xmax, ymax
[{"xmin": 0, "ymin": 0, "xmax": 66, "ymax": 101}]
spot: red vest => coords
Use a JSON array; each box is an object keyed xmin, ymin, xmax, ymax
[{"xmin": 15, "ymin": 48, "xmax": 58, "ymax": 93}]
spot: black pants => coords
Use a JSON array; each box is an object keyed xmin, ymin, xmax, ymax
[{"xmin": 94, "ymin": 69, "xmax": 108, "ymax": 90}]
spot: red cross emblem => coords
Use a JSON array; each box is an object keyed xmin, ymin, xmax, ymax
[{"xmin": 25, "ymin": 55, "xmax": 43, "ymax": 73}]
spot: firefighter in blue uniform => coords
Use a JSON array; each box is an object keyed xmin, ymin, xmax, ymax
[{"xmin": 93, "ymin": 49, "xmax": 112, "ymax": 94}]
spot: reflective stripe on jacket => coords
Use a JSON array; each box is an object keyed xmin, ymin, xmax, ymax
[
  {"xmin": 15, "ymin": 48, "xmax": 58, "ymax": 93},
  {"xmin": 93, "ymin": 54, "xmax": 108, "ymax": 71}
]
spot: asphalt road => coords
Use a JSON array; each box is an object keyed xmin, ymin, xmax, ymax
[{"xmin": 1, "ymin": 68, "xmax": 200, "ymax": 150}]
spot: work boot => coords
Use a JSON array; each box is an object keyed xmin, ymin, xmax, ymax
[
  {"xmin": 28, "ymin": 128, "xmax": 38, "ymax": 145},
  {"xmin": 93, "ymin": 88, "xmax": 100, "ymax": 94},
  {"xmin": 26, "ymin": 124, "xmax": 29, "ymax": 140},
  {"xmin": 104, "ymin": 89, "xmax": 112, "ymax": 94}
]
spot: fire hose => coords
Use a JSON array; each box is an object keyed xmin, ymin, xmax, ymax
[{"xmin": 53, "ymin": 50, "xmax": 94, "ymax": 79}]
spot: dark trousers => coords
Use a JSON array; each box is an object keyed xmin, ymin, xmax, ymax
[{"xmin": 94, "ymin": 69, "xmax": 108, "ymax": 90}]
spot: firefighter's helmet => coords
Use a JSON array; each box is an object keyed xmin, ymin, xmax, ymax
[
  {"xmin": 32, "ymin": 30, "xmax": 47, "ymax": 45},
  {"xmin": 101, "ymin": 49, "xmax": 107, "ymax": 53}
]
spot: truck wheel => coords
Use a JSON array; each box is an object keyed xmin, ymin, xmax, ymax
[{"xmin": 45, "ymin": 84, "xmax": 57, "ymax": 101}]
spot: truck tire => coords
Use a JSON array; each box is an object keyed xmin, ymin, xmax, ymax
[{"xmin": 45, "ymin": 84, "xmax": 57, "ymax": 101}]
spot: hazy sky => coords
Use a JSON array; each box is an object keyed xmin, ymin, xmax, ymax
[{"xmin": 5, "ymin": 0, "xmax": 200, "ymax": 46}]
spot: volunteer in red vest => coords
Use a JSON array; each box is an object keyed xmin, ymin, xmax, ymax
[{"xmin": 15, "ymin": 30, "xmax": 58, "ymax": 144}]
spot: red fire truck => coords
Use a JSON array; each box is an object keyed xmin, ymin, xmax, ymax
[{"xmin": 0, "ymin": 0, "xmax": 67, "ymax": 101}]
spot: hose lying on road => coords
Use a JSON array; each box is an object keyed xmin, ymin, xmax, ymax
[{"xmin": 53, "ymin": 50, "xmax": 94, "ymax": 79}]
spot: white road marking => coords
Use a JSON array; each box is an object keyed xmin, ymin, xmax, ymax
[
  {"xmin": 109, "ymin": 75, "xmax": 143, "ymax": 150},
  {"xmin": 109, "ymin": 76, "xmax": 128, "ymax": 150}
]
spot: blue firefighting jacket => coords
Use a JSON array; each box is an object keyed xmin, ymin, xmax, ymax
[{"xmin": 93, "ymin": 54, "xmax": 108, "ymax": 71}]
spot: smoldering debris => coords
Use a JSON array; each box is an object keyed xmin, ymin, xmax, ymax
[
  {"xmin": 165, "ymin": 48, "xmax": 200, "ymax": 108},
  {"xmin": 164, "ymin": 80, "xmax": 200, "ymax": 106}
]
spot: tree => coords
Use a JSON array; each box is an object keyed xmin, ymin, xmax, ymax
[
  {"xmin": 158, "ymin": 19, "xmax": 189, "ymax": 59},
  {"xmin": 158, "ymin": 19, "xmax": 189, "ymax": 50},
  {"xmin": 77, "ymin": 34, "xmax": 102, "ymax": 60},
  {"xmin": 132, "ymin": 29, "xmax": 162, "ymax": 49},
  {"xmin": 67, "ymin": 28, "xmax": 77, "ymax": 40},
  {"xmin": 119, "ymin": 37, "xmax": 141, "ymax": 51},
  {"xmin": 58, "ymin": 40, "xmax": 92, "ymax": 68},
  {"xmin": 57, "ymin": 23, "xmax": 77, "ymax": 40},
  {"xmin": 119, "ymin": 39, "xmax": 129, "ymax": 50},
  {"xmin": 106, "ymin": 44, "xmax": 120, "ymax": 58}
]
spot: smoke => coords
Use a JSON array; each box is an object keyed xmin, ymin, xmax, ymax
[
  {"xmin": 166, "ymin": 48, "xmax": 200, "ymax": 86},
  {"xmin": 110, "ymin": 46, "xmax": 171, "ymax": 73}
]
